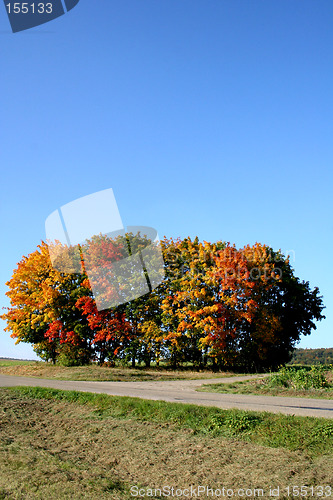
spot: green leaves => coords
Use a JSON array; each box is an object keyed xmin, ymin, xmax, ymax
[{"xmin": 1, "ymin": 237, "xmax": 326, "ymax": 371}]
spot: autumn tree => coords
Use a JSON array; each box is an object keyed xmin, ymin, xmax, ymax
[
  {"xmin": 160, "ymin": 238, "xmax": 325, "ymax": 371},
  {"xmin": 74, "ymin": 230, "xmax": 165, "ymax": 367},
  {"xmin": 237, "ymin": 244, "xmax": 326, "ymax": 370},
  {"xmin": 160, "ymin": 237, "xmax": 226, "ymax": 367},
  {"xmin": 1, "ymin": 241, "xmax": 93, "ymax": 364}
]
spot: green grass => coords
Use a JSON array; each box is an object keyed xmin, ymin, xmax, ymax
[
  {"xmin": 269, "ymin": 365, "xmax": 332, "ymax": 389},
  {"xmin": 200, "ymin": 365, "xmax": 333, "ymax": 400},
  {"xmin": 9, "ymin": 385, "xmax": 333, "ymax": 458},
  {"xmin": 0, "ymin": 359, "xmax": 34, "ymax": 367}
]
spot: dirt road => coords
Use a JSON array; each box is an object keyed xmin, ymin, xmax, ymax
[{"xmin": 0, "ymin": 373, "xmax": 332, "ymax": 418}]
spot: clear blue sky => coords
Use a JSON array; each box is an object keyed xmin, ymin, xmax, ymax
[{"xmin": 1, "ymin": 0, "xmax": 332, "ymax": 359}]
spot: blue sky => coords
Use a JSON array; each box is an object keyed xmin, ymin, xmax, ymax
[{"xmin": 1, "ymin": 0, "xmax": 332, "ymax": 359}]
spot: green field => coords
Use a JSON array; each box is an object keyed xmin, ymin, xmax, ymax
[{"xmin": 0, "ymin": 359, "xmax": 35, "ymax": 367}]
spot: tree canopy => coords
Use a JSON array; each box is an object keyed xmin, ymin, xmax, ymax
[{"xmin": 1, "ymin": 235, "xmax": 326, "ymax": 371}]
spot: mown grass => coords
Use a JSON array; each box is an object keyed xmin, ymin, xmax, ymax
[
  {"xmin": 1, "ymin": 387, "xmax": 332, "ymax": 499},
  {"xmin": 0, "ymin": 361, "xmax": 240, "ymax": 381},
  {"xmin": 200, "ymin": 365, "xmax": 333, "ymax": 400},
  {"xmin": 9, "ymin": 386, "xmax": 333, "ymax": 457}
]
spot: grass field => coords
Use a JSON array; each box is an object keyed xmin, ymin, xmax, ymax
[
  {"xmin": 200, "ymin": 366, "xmax": 333, "ymax": 400},
  {"xmin": 200, "ymin": 378, "xmax": 333, "ymax": 399},
  {"xmin": 0, "ymin": 359, "xmax": 35, "ymax": 367},
  {"xmin": 0, "ymin": 360, "xmax": 242, "ymax": 382},
  {"xmin": 0, "ymin": 387, "xmax": 332, "ymax": 499}
]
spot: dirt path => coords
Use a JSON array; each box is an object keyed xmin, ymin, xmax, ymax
[{"xmin": 0, "ymin": 373, "xmax": 332, "ymax": 418}]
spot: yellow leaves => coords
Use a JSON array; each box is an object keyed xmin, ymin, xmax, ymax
[
  {"xmin": 160, "ymin": 238, "xmax": 291, "ymax": 360},
  {"xmin": 139, "ymin": 320, "xmax": 163, "ymax": 341},
  {"xmin": 0, "ymin": 240, "xmax": 89, "ymax": 348},
  {"xmin": 1, "ymin": 234, "xmax": 301, "ymax": 370},
  {"xmin": 193, "ymin": 288, "xmax": 206, "ymax": 300}
]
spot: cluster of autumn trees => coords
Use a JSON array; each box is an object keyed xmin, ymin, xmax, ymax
[{"xmin": 1, "ymin": 235, "xmax": 325, "ymax": 372}]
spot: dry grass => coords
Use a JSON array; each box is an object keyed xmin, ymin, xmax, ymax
[
  {"xmin": 0, "ymin": 388, "xmax": 332, "ymax": 499},
  {"xmin": 0, "ymin": 362, "xmax": 239, "ymax": 382}
]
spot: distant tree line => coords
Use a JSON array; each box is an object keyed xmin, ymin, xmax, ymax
[
  {"xmin": 289, "ymin": 348, "xmax": 333, "ymax": 366},
  {"xmin": 1, "ymin": 235, "xmax": 326, "ymax": 372}
]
